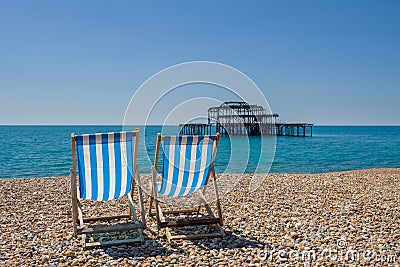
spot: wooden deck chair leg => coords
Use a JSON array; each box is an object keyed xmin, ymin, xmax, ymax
[
  {"xmin": 197, "ymin": 190, "xmax": 217, "ymax": 219},
  {"xmin": 128, "ymin": 194, "xmax": 144, "ymax": 243},
  {"xmin": 70, "ymin": 168, "xmax": 78, "ymax": 236},
  {"xmin": 131, "ymin": 129, "xmax": 146, "ymax": 226},
  {"xmin": 78, "ymin": 193, "xmax": 144, "ymax": 249},
  {"xmin": 196, "ymin": 186, "xmax": 207, "ymax": 215},
  {"xmin": 197, "ymin": 190, "xmax": 225, "ymax": 238},
  {"xmin": 148, "ymin": 196, "xmax": 154, "ymax": 216},
  {"xmin": 77, "ymin": 201, "xmax": 84, "ymax": 226},
  {"xmin": 135, "ymin": 166, "xmax": 146, "ymax": 227},
  {"xmin": 212, "ymin": 167, "xmax": 223, "ymax": 226},
  {"xmin": 151, "ymin": 167, "xmax": 162, "ymax": 229},
  {"xmin": 70, "ymin": 135, "xmax": 79, "ymax": 237},
  {"xmin": 196, "ymin": 204, "xmax": 201, "ymax": 215},
  {"xmin": 150, "ymin": 133, "xmax": 162, "ymax": 217},
  {"xmin": 159, "ymin": 189, "xmax": 225, "ymax": 241},
  {"xmin": 76, "ymin": 200, "xmax": 86, "ymax": 247},
  {"xmin": 129, "ymin": 179, "xmax": 136, "ymax": 219}
]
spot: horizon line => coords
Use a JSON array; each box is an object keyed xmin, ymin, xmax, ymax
[{"xmin": 1, "ymin": 124, "xmax": 400, "ymax": 127}]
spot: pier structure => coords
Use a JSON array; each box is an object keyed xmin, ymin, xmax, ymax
[
  {"xmin": 179, "ymin": 101, "xmax": 313, "ymax": 137},
  {"xmin": 178, "ymin": 123, "xmax": 213, "ymax": 135},
  {"xmin": 207, "ymin": 102, "xmax": 278, "ymax": 136},
  {"xmin": 275, "ymin": 123, "xmax": 313, "ymax": 137}
]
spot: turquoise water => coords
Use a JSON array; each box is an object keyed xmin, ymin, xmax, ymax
[{"xmin": 0, "ymin": 126, "xmax": 399, "ymax": 178}]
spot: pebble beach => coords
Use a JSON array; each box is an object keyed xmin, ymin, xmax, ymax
[{"xmin": 1, "ymin": 168, "xmax": 400, "ymax": 266}]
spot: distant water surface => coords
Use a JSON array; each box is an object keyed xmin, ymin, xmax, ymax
[{"xmin": 0, "ymin": 126, "xmax": 399, "ymax": 178}]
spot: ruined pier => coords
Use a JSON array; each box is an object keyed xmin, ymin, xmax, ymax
[{"xmin": 179, "ymin": 102, "xmax": 313, "ymax": 137}]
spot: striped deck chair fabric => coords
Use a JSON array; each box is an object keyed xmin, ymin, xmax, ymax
[
  {"xmin": 75, "ymin": 131, "xmax": 134, "ymax": 201},
  {"xmin": 149, "ymin": 133, "xmax": 224, "ymax": 241},
  {"xmin": 158, "ymin": 135, "xmax": 215, "ymax": 197}
]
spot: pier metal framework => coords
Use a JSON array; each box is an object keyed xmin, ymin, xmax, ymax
[
  {"xmin": 275, "ymin": 123, "xmax": 313, "ymax": 137},
  {"xmin": 180, "ymin": 101, "xmax": 313, "ymax": 137},
  {"xmin": 207, "ymin": 102, "xmax": 278, "ymax": 136}
]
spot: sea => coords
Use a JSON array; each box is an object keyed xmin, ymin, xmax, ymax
[{"xmin": 0, "ymin": 125, "xmax": 399, "ymax": 178}]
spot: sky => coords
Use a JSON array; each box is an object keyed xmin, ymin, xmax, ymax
[{"xmin": 0, "ymin": 0, "xmax": 399, "ymax": 125}]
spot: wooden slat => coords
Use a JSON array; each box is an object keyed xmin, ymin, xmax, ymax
[
  {"xmin": 151, "ymin": 211, "xmax": 188, "ymax": 217},
  {"xmin": 83, "ymin": 214, "xmax": 130, "ymax": 223},
  {"xmin": 159, "ymin": 218, "xmax": 220, "ymax": 228},
  {"xmin": 83, "ymin": 236, "xmax": 143, "ymax": 250},
  {"xmin": 77, "ymin": 223, "xmax": 144, "ymax": 235},
  {"xmin": 162, "ymin": 209, "xmax": 198, "ymax": 215}
]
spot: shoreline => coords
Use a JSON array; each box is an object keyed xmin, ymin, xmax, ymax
[
  {"xmin": 1, "ymin": 168, "xmax": 400, "ymax": 266},
  {"xmin": 1, "ymin": 167, "xmax": 399, "ymax": 179}
]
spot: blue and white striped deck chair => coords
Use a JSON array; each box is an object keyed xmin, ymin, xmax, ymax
[
  {"xmin": 70, "ymin": 129, "xmax": 146, "ymax": 249},
  {"xmin": 149, "ymin": 133, "xmax": 224, "ymax": 241}
]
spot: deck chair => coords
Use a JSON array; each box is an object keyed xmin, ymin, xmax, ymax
[
  {"xmin": 70, "ymin": 129, "xmax": 146, "ymax": 249},
  {"xmin": 148, "ymin": 133, "xmax": 224, "ymax": 241}
]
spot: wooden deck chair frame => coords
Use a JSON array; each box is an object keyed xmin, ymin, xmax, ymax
[
  {"xmin": 148, "ymin": 133, "xmax": 224, "ymax": 241},
  {"xmin": 70, "ymin": 129, "xmax": 146, "ymax": 249}
]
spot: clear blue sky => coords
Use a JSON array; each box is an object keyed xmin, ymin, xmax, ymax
[{"xmin": 1, "ymin": 0, "xmax": 399, "ymax": 125}]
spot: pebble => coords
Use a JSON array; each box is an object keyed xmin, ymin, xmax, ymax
[{"xmin": 1, "ymin": 170, "xmax": 400, "ymax": 265}]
